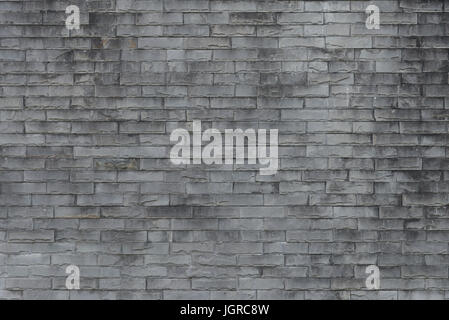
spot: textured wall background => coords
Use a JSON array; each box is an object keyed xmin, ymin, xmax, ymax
[{"xmin": 0, "ymin": 0, "xmax": 449, "ymax": 300}]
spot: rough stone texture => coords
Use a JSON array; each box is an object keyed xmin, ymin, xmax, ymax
[{"xmin": 0, "ymin": 0, "xmax": 449, "ymax": 300}]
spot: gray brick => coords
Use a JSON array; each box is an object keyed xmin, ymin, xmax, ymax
[
  {"xmin": 8, "ymin": 231, "xmax": 54, "ymax": 243},
  {"xmin": 0, "ymin": 0, "xmax": 448, "ymax": 300}
]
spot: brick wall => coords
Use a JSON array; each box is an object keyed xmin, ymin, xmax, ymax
[{"xmin": 1, "ymin": 0, "xmax": 449, "ymax": 300}]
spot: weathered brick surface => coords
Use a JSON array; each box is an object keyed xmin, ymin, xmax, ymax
[{"xmin": 0, "ymin": 0, "xmax": 449, "ymax": 300}]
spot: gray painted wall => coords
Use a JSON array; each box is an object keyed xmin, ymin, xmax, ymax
[{"xmin": 0, "ymin": 0, "xmax": 449, "ymax": 300}]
